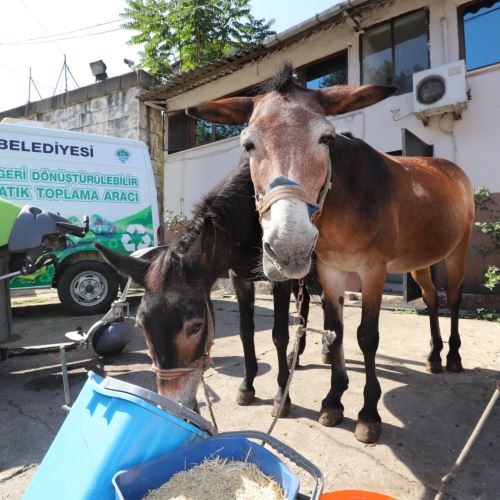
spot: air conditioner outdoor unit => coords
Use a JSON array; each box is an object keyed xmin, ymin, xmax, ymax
[{"xmin": 413, "ymin": 60, "xmax": 468, "ymax": 125}]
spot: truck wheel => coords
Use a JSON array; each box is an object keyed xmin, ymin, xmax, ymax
[{"xmin": 57, "ymin": 261, "xmax": 119, "ymax": 315}]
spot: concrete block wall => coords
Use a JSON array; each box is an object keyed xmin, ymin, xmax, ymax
[{"xmin": 0, "ymin": 71, "xmax": 165, "ymax": 226}]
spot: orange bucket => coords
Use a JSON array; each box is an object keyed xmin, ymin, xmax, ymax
[{"xmin": 321, "ymin": 490, "xmax": 396, "ymax": 500}]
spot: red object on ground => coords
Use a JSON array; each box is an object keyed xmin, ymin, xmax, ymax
[{"xmin": 321, "ymin": 490, "xmax": 396, "ymax": 500}]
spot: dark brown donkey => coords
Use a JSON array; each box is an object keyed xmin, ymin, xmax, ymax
[
  {"xmin": 96, "ymin": 163, "xmax": 317, "ymax": 416},
  {"xmin": 187, "ymin": 64, "xmax": 475, "ymax": 443}
]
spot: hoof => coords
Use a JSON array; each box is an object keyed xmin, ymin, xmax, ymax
[
  {"xmin": 321, "ymin": 352, "xmax": 332, "ymax": 364},
  {"xmin": 425, "ymin": 360, "xmax": 443, "ymax": 373},
  {"xmin": 446, "ymin": 359, "xmax": 463, "ymax": 372},
  {"xmin": 318, "ymin": 406, "xmax": 343, "ymax": 427},
  {"xmin": 287, "ymin": 354, "xmax": 300, "ymax": 370},
  {"xmin": 236, "ymin": 388, "xmax": 255, "ymax": 406},
  {"xmin": 271, "ymin": 399, "xmax": 290, "ymax": 418},
  {"xmin": 355, "ymin": 421, "xmax": 382, "ymax": 443}
]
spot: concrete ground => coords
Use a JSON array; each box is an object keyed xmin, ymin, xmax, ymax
[{"xmin": 0, "ymin": 291, "xmax": 498, "ymax": 499}]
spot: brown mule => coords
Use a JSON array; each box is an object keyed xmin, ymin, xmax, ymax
[{"xmin": 187, "ymin": 64, "xmax": 475, "ymax": 443}]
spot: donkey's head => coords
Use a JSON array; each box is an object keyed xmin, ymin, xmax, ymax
[
  {"xmin": 187, "ymin": 63, "xmax": 395, "ymax": 280},
  {"xmin": 95, "ymin": 236, "xmax": 215, "ymax": 411}
]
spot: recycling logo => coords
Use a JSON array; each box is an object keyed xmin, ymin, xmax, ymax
[
  {"xmin": 115, "ymin": 148, "xmax": 131, "ymax": 164},
  {"xmin": 121, "ymin": 224, "xmax": 152, "ymax": 252}
]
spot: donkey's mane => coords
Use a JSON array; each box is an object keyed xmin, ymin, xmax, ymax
[{"xmin": 147, "ymin": 162, "xmax": 256, "ymax": 287}]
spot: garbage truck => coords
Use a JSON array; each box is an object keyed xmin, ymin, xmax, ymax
[{"xmin": 0, "ymin": 121, "xmax": 160, "ymax": 314}]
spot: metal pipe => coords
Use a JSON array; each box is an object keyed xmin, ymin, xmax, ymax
[
  {"xmin": 441, "ymin": 16, "xmax": 449, "ymax": 64},
  {"xmin": 120, "ymin": 278, "xmax": 132, "ymax": 302},
  {"xmin": 0, "ymin": 271, "xmax": 21, "ymax": 282},
  {"xmin": 60, "ymin": 346, "xmax": 71, "ymax": 410},
  {"xmin": 263, "ymin": 0, "xmax": 372, "ymax": 48}
]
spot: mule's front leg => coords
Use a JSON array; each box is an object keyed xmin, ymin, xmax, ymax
[
  {"xmin": 231, "ymin": 272, "xmax": 258, "ymax": 406},
  {"xmin": 316, "ymin": 266, "xmax": 348, "ymax": 427},
  {"xmin": 355, "ymin": 268, "xmax": 385, "ymax": 443},
  {"xmin": 272, "ymin": 280, "xmax": 292, "ymax": 417}
]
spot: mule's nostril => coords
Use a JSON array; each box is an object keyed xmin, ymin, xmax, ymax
[
  {"xmin": 263, "ymin": 242, "xmax": 279, "ymax": 261},
  {"xmin": 264, "ymin": 242, "xmax": 290, "ymax": 266}
]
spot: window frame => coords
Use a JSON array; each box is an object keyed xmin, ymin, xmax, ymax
[
  {"xmin": 167, "ymin": 50, "xmax": 350, "ymax": 153},
  {"xmin": 359, "ymin": 7, "xmax": 430, "ymax": 94},
  {"xmin": 458, "ymin": 0, "xmax": 500, "ymax": 71},
  {"xmin": 295, "ymin": 49, "xmax": 349, "ymax": 88}
]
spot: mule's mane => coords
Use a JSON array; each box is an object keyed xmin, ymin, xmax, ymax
[
  {"xmin": 147, "ymin": 162, "xmax": 256, "ymax": 288},
  {"xmin": 259, "ymin": 61, "xmax": 309, "ymax": 95}
]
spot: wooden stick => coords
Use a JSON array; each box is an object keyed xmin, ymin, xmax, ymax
[{"xmin": 437, "ymin": 381, "xmax": 499, "ymax": 497}]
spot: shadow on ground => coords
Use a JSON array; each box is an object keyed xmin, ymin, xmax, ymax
[{"xmin": 286, "ymin": 353, "xmax": 500, "ymax": 499}]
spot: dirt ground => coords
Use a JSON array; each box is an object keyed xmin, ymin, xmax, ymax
[{"xmin": 0, "ymin": 292, "xmax": 498, "ymax": 499}]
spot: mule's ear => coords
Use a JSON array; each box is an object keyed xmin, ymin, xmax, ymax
[
  {"xmin": 95, "ymin": 243, "xmax": 150, "ymax": 287},
  {"xmin": 186, "ymin": 97, "xmax": 255, "ymax": 125},
  {"xmin": 319, "ymin": 84, "xmax": 397, "ymax": 116}
]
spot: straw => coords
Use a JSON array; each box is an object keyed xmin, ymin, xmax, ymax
[{"xmin": 144, "ymin": 456, "xmax": 286, "ymax": 500}]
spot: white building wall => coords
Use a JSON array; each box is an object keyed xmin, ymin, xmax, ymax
[
  {"xmin": 165, "ymin": 0, "xmax": 500, "ymax": 199},
  {"xmin": 164, "ymin": 0, "xmax": 500, "ymax": 290},
  {"xmin": 165, "ymin": 136, "xmax": 241, "ymax": 216},
  {"xmin": 166, "ymin": 0, "xmax": 500, "ymax": 195}
]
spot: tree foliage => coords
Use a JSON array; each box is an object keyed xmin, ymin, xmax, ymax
[
  {"xmin": 121, "ymin": 0, "xmax": 275, "ymax": 76},
  {"xmin": 474, "ymin": 186, "xmax": 500, "ymax": 291}
]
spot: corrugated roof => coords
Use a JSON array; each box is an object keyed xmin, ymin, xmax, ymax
[
  {"xmin": 140, "ymin": 45, "xmax": 269, "ymax": 103},
  {"xmin": 140, "ymin": 0, "xmax": 381, "ymax": 104}
]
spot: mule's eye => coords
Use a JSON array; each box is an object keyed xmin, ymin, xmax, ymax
[
  {"xmin": 186, "ymin": 322, "xmax": 203, "ymax": 337},
  {"xmin": 242, "ymin": 141, "xmax": 255, "ymax": 153},
  {"xmin": 319, "ymin": 134, "xmax": 333, "ymax": 145}
]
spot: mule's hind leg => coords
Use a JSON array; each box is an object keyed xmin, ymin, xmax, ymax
[
  {"xmin": 231, "ymin": 272, "xmax": 258, "ymax": 405},
  {"xmin": 445, "ymin": 235, "xmax": 470, "ymax": 372},
  {"xmin": 287, "ymin": 280, "xmax": 310, "ymax": 368},
  {"xmin": 411, "ymin": 268, "xmax": 443, "ymax": 373},
  {"xmin": 316, "ymin": 265, "xmax": 348, "ymax": 427},
  {"xmin": 272, "ymin": 280, "xmax": 292, "ymax": 417}
]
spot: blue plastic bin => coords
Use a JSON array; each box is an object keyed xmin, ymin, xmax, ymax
[
  {"xmin": 113, "ymin": 434, "xmax": 300, "ymax": 500},
  {"xmin": 23, "ymin": 371, "xmax": 213, "ymax": 500}
]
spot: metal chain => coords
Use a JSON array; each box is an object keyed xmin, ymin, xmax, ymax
[
  {"xmin": 200, "ymin": 278, "xmax": 335, "ymax": 439},
  {"xmin": 264, "ymin": 279, "xmax": 336, "ymax": 440}
]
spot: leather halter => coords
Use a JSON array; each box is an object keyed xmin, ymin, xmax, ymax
[
  {"xmin": 255, "ymin": 162, "xmax": 332, "ymax": 222},
  {"xmin": 151, "ymin": 295, "xmax": 215, "ymax": 381}
]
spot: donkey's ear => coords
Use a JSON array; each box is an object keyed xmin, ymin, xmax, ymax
[
  {"xmin": 200, "ymin": 217, "xmax": 216, "ymax": 267},
  {"xmin": 318, "ymin": 84, "xmax": 397, "ymax": 116},
  {"xmin": 95, "ymin": 243, "xmax": 150, "ymax": 287},
  {"xmin": 186, "ymin": 97, "xmax": 255, "ymax": 125}
]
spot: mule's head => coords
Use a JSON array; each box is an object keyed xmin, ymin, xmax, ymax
[
  {"xmin": 95, "ymin": 238, "xmax": 214, "ymax": 411},
  {"xmin": 187, "ymin": 64, "xmax": 395, "ymax": 280}
]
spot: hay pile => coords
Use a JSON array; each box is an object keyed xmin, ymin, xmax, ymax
[{"xmin": 144, "ymin": 457, "xmax": 286, "ymax": 500}]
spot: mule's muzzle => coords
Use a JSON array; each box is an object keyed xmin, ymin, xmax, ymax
[
  {"xmin": 262, "ymin": 233, "xmax": 316, "ymax": 281},
  {"xmin": 256, "ymin": 173, "xmax": 329, "ymax": 280},
  {"xmin": 262, "ymin": 251, "xmax": 314, "ymax": 281},
  {"xmin": 261, "ymin": 197, "xmax": 318, "ymax": 280},
  {"xmin": 156, "ymin": 370, "xmax": 202, "ymax": 411}
]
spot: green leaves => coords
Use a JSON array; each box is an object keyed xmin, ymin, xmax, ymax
[
  {"xmin": 474, "ymin": 186, "xmax": 500, "ymax": 291},
  {"xmin": 121, "ymin": 0, "xmax": 275, "ymax": 78},
  {"xmin": 484, "ymin": 265, "xmax": 500, "ymax": 291}
]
